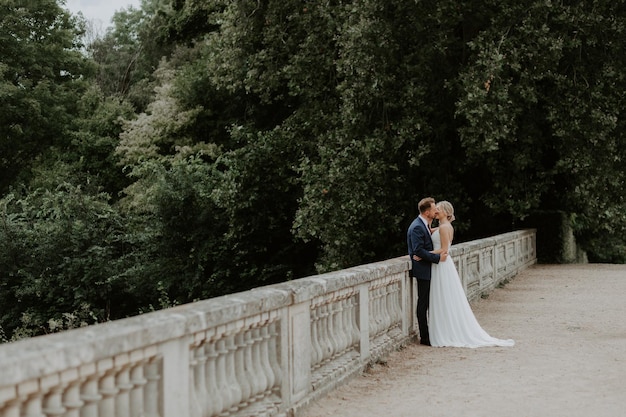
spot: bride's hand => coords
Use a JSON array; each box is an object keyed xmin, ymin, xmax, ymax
[{"xmin": 412, "ymin": 255, "xmax": 422, "ymax": 261}]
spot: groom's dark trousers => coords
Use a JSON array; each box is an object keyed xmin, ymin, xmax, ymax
[
  {"xmin": 416, "ymin": 279, "xmax": 431, "ymax": 342},
  {"xmin": 407, "ymin": 216, "xmax": 441, "ymax": 343}
]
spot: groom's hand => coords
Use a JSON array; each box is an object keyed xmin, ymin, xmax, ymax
[
  {"xmin": 412, "ymin": 255, "xmax": 422, "ymax": 261},
  {"xmin": 440, "ymin": 252, "xmax": 448, "ymax": 262}
]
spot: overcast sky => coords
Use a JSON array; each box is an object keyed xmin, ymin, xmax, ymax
[{"xmin": 65, "ymin": 0, "xmax": 141, "ymax": 30}]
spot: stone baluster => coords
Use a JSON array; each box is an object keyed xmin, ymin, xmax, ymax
[
  {"xmin": 374, "ymin": 285, "xmax": 383, "ymax": 333},
  {"xmin": 390, "ymin": 281, "xmax": 401, "ymax": 323},
  {"xmin": 376, "ymin": 286, "xmax": 383, "ymax": 336},
  {"xmin": 378, "ymin": 285, "xmax": 386, "ymax": 333},
  {"xmin": 331, "ymin": 299, "xmax": 344, "ymax": 356},
  {"xmin": 115, "ymin": 364, "xmax": 134, "ymax": 417},
  {"xmin": 258, "ymin": 325, "xmax": 275, "ymax": 397},
  {"xmin": 98, "ymin": 367, "xmax": 119, "ymax": 417},
  {"xmin": 315, "ymin": 303, "xmax": 326, "ymax": 366},
  {"xmin": 251, "ymin": 327, "xmax": 268, "ymax": 401},
  {"xmin": 194, "ymin": 342, "xmax": 210, "ymax": 416},
  {"xmin": 80, "ymin": 373, "xmax": 102, "ymax": 417},
  {"xmin": 319, "ymin": 304, "xmax": 332, "ymax": 363},
  {"xmin": 348, "ymin": 295, "xmax": 358, "ymax": 348},
  {"xmin": 62, "ymin": 378, "xmax": 84, "ymax": 417},
  {"xmin": 346, "ymin": 295, "xmax": 359, "ymax": 348},
  {"xmin": 388, "ymin": 281, "xmax": 397, "ymax": 325},
  {"xmin": 324, "ymin": 302, "xmax": 336, "ymax": 360},
  {"xmin": 381, "ymin": 284, "xmax": 390, "ymax": 331},
  {"xmin": 204, "ymin": 342, "xmax": 221, "ymax": 416},
  {"xmin": 311, "ymin": 304, "xmax": 323, "ymax": 369},
  {"xmin": 329, "ymin": 300, "xmax": 342, "ymax": 358},
  {"xmin": 393, "ymin": 281, "xmax": 402, "ymax": 324},
  {"xmin": 342, "ymin": 297, "xmax": 356, "ymax": 350},
  {"xmin": 144, "ymin": 358, "xmax": 161, "ymax": 417},
  {"xmin": 214, "ymin": 338, "xmax": 231, "ymax": 415},
  {"xmin": 338, "ymin": 298, "xmax": 349, "ymax": 351},
  {"xmin": 225, "ymin": 334, "xmax": 243, "ymax": 413},
  {"xmin": 189, "ymin": 344, "xmax": 203, "ymax": 417},
  {"xmin": 242, "ymin": 330, "xmax": 257, "ymax": 403},
  {"xmin": 242, "ymin": 330, "xmax": 258, "ymax": 404},
  {"xmin": 381, "ymin": 282, "xmax": 391, "ymax": 330},
  {"xmin": 21, "ymin": 392, "xmax": 45, "ymax": 417},
  {"xmin": 129, "ymin": 361, "xmax": 147, "ymax": 417},
  {"xmin": 387, "ymin": 282, "xmax": 398, "ymax": 326},
  {"xmin": 379, "ymin": 285, "xmax": 387, "ymax": 332},
  {"xmin": 380, "ymin": 285, "xmax": 387, "ymax": 331},
  {"xmin": 386, "ymin": 282, "xmax": 395, "ymax": 327},
  {"xmin": 267, "ymin": 321, "xmax": 281, "ymax": 394},
  {"xmin": 343, "ymin": 297, "xmax": 353, "ymax": 350},
  {"xmin": 327, "ymin": 301, "xmax": 338, "ymax": 360},
  {"xmin": 322, "ymin": 302, "xmax": 333, "ymax": 362},
  {"xmin": 310, "ymin": 304, "xmax": 320, "ymax": 368},
  {"xmin": 234, "ymin": 332, "xmax": 252, "ymax": 407},
  {"xmin": 343, "ymin": 296, "xmax": 351, "ymax": 348},
  {"xmin": 42, "ymin": 385, "xmax": 66, "ymax": 416},
  {"xmin": 369, "ymin": 287, "xmax": 379, "ymax": 337},
  {"xmin": 341, "ymin": 294, "xmax": 350, "ymax": 346},
  {"xmin": 309, "ymin": 305, "xmax": 322, "ymax": 368}
]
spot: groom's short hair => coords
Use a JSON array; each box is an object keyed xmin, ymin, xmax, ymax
[{"xmin": 418, "ymin": 197, "xmax": 435, "ymax": 214}]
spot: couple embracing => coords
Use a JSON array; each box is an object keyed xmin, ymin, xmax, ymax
[{"xmin": 407, "ymin": 197, "xmax": 514, "ymax": 348}]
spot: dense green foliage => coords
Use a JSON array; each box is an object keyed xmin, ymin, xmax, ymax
[
  {"xmin": 1, "ymin": 0, "xmax": 625, "ymax": 340},
  {"xmin": 0, "ymin": 0, "xmax": 91, "ymax": 193}
]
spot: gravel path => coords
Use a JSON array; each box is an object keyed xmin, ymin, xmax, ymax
[{"xmin": 301, "ymin": 264, "xmax": 626, "ymax": 417}]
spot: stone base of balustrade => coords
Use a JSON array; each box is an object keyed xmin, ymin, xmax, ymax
[
  {"xmin": 291, "ymin": 330, "xmax": 413, "ymax": 417},
  {"xmin": 370, "ymin": 326, "xmax": 404, "ymax": 361},
  {"xmin": 311, "ymin": 349, "xmax": 361, "ymax": 391},
  {"xmin": 228, "ymin": 393, "xmax": 283, "ymax": 417}
]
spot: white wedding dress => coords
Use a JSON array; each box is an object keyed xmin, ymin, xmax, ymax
[{"xmin": 429, "ymin": 229, "xmax": 515, "ymax": 348}]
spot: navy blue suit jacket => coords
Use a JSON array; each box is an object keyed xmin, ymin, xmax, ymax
[{"xmin": 407, "ymin": 216, "xmax": 441, "ymax": 280}]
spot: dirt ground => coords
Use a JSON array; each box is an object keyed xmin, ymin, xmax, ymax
[{"xmin": 300, "ymin": 264, "xmax": 626, "ymax": 417}]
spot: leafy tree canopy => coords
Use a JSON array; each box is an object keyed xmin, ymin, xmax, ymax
[
  {"xmin": 0, "ymin": 0, "xmax": 91, "ymax": 193},
  {"xmin": 2, "ymin": 0, "xmax": 626, "ymax": 341}
]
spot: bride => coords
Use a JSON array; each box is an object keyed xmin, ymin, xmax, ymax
[{"xmin": 426, "ymin": 201, "xmax": 514, "ymax": 348}]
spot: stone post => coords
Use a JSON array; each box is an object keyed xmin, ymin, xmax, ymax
[
  {"xmin": 160, "ymin": 336, "xmax": 191, "ymax": 417},
  {"xmin": 280, "ymin": 302, "xmax": 311, "ymax": 407},
  {"xmin": 357, "ymin": 283, "xmax": 370, "ymax": 361}
]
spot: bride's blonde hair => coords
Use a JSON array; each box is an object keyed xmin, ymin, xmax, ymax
[{"xmin": 437, "ymin": 201, "xmax": 456, "ymax": 222}]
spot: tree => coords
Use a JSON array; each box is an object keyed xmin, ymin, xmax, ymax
[
  {"xmin": 0, "ymin": 184, "xmax": 135, "ymax": 339},
  {"xmin": 67, "ymin": 87, "xmax": 137, "ymax": 197},
  {"xmin": 86, "ymin": 0, "xmax": 175, "ymax": 112},
  {"xmin": 455, "ymin": 0, "xmax": 626, "ymax": 259},
  {"xmin": 0, "ymin": 0, "xmax": 91, "ymax": 193},
  {"xmin": 293, "ymin": 0, "xmax": 465, "ymax": 270}
]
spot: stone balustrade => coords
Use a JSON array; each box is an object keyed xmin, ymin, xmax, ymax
[{"xmin": 0, "ymin": 230, "xmax": 535, "ymax": 417}]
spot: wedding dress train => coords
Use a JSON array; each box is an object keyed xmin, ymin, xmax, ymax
[{"xmin": 429, "ymin": 229, "xmax": 514, "ymax": 348}]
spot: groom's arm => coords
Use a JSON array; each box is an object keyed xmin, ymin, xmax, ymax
[{"xmin": 409, "ymin": 227, "xmax": 441, "ymax": 264}]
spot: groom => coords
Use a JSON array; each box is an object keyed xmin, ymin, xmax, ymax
[{"xmin": 407, "ymin": 197, "xmax": 447, "ymax": 346}]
